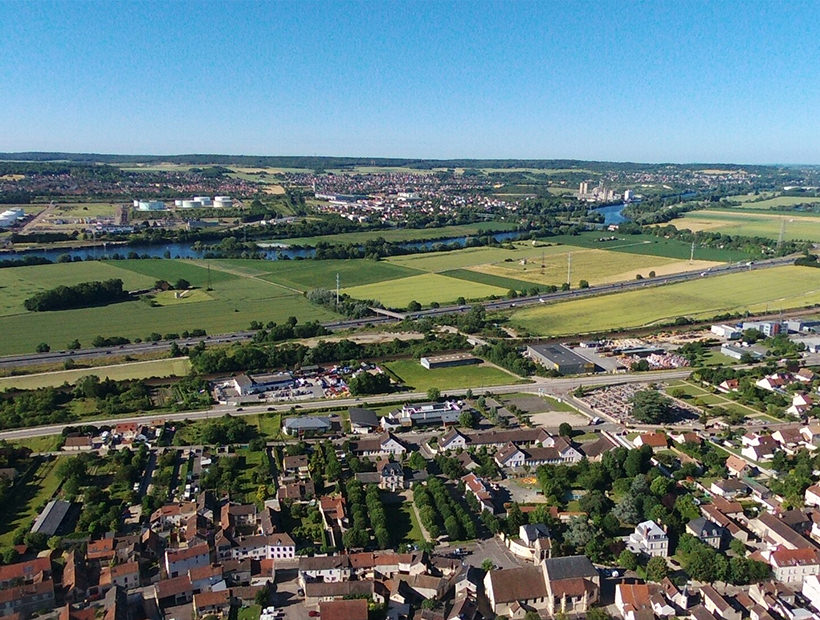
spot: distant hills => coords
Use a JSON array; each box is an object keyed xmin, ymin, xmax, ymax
[{"xmin": 0, "ymin": 152, "xmax": 788, "ymax": 173}]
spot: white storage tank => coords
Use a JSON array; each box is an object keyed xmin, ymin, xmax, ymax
[{"xmin": 193, "ymin": 196, "xmax": 212, "ymax": 206}]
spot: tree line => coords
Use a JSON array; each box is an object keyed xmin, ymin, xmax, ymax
[{"xmin": 24, "ymin": 278, "xmax": 130, "ymax": 312}]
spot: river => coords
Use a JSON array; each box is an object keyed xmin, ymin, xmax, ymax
[
  {"xmin": 595, "ymin": 203, "xmax": 628, "ymax": 225},
  {"xmin": 0, "ymin": 230, "xmax": 523, "ymax": 263}
]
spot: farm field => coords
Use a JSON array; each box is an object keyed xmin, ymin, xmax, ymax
[
  {"xmin": 386, "ymin": 242, "xmax": 721, "ymax": 288},
  {"xmin": 343, "ymin": 273, "xmax": 508, "ymax": 307},
  {"xmin": 0, "ymin": 261, "xmax": 156, "ymax": 317},
  {"xmin": 0, "ymin": 358, "xmax": 191, "ymax": 390},
  {"xmin": 384, "ymin": 359, "xmax": 525, "ymax": 390},
  {"xmin": 510, "ymin": 265, "xmax": 820, "ymax": 336},
  {"xmin": 0, "ymin": 258, "xmax": 339, "ymax": 355},
  {"xmin": 543, "ymin": 231, "xmax": 753, "ymax": 262},
  {"xmin": 724, "ymin": 193, "xmax": 820, "ymax": 210},
  {"xmin": 216, "ymin": 258, "xmax": 422, "ymax": 291},
  {"xmin": 666, "ymin": 210, "xmax": 820, "ymax": 242},
  {"xmin": 266, "ymin": 221, "xmax": 520, "ymax": 246}
]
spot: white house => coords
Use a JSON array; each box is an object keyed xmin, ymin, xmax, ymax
[
  {"xmin": 806, "ymin": 484, "xmax": 820, "ymax": 508},
  {"xmin": 802, "ymin": 574, "xmax": 820, "ymax": 613},
  {"xmin": 628, "ymin": 520, "xmax": 669, "ymax": 558},
  {"xmin": 787, "ymin": 393, "xmax": 814, "ymax": 417}
]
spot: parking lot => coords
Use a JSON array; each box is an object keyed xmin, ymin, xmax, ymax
[{"xmin": 462, "ymin": 536, "xmax": 524, "ymax": 570}]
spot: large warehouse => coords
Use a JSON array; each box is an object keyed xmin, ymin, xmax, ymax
[{"xmin": 526, "ymin": 344, "xmax": 597, "ymax": 375}]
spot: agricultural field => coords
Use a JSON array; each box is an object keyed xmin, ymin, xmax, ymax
[
  {"xmin": 666, "ymin": 210, "xmax": 820, "ymax": 242},
  {"xmin": 0, "ymin": 261, "xmax": 156, "ymax": 317},
  {"xmin": 543, "ymin": 231, "xmax": 753, "ymax": 262},
  {"xmin": 383, "ymin": 359, "xmax": 525, "ymax": 390},
  {"xmin": 266, "ymin": 221, "xmax": 520, "ymax": 247},
  {"xmin": 386, "ymin": 242, "xmax": 721, "ymax": 289},
  {"xmin": 724, "ymin": 193, "xmax": 820, "ymax": 210},
  {"xmin": 343, "ymin": 273, "xmax": 508, "ymax": 307},
  {"xmin": 510, "ymin": 265, "xmax": 820, "ymax": 336},
  {"xmin": 0, "ymin": 258, "xmax": 339, "ymax": 355},
  {"xmin": 0, "ymin": 358, "xmax": 191, "ymax": 390},
  {"xmin": 217, "ymin": 257, "xmax": 423, "ymax": 291}
]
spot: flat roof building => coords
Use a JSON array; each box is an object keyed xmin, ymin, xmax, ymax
[
  {"xmin": 420, "ymin": 352, "xmax": 480, "ymax": 369},
  {"xmin": 526, "ymin": 344, "xmax": 597, "ymax": 375}
]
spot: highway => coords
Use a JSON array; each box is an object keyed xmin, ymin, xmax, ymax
[
  {"xmin": 0, "ymin": 254, "xmax": 794, "ymax": 369},
  {"xmin": 0, "ymin": 368, "xmax": 693, "ymax": 441}
]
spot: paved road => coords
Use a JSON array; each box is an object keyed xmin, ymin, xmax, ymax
[
  {"xmin": 0, "ymin": 369, "xmax": 694, "ymax": 441},
  {"xmin": 0, "ymin": 255, "xmax": 794, "ymax": 368}
]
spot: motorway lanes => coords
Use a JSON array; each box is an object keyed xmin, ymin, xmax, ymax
[
  {"xmin": 0, "ymin": 368, "xmax": 694, "ymax": 441},
  {"xmin": 0, "ymin": 255, "xmax": 794, "ymax": 368}
]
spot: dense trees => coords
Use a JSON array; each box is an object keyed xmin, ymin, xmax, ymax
[
  {"xmin": 413, "ymin": 478, "xmax": 476, "ymax": 541},
  {"xmin": 348, "ymin": 372, "xmax": 391, "ymax": 396},
  {"xmin": 631, "ymin": 390, "xmax": 675, "ymax": 423},
  {"xmin": 24, "ymin": 278, "xmax": 130, "ymax": 311}
]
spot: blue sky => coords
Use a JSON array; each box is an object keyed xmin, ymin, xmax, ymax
[{"xmin": 1, "ymin": 0, "xmax": 819, "ymax": 163}]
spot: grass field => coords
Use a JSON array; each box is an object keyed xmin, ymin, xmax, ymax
[
  {"xmin": 268, "ymin": 221, "xmax": 519, "ymax": 246},
  {"xmin": 152, "ymin": 289, "xmax": 214, "ymax": 305},
  {"xmin": 0, "ymin": 358, "xmax": 191, "ymax": 390},
  {"xmin": 216, "ymin": 258, "xmax": 423, "ymax": 291},
  {"xmin": 0, "ymin": 456, "xmax": 65, "ymax": 546},
  {"xmin": 440, "ymin": 268, "xmax": 538, "ymax": 291},
  {"xmin": 543, "ymin": 231, "xmax": 753, "ymax": 262},
  {"xmin": 511, "ymin": 266, "xmax": 820, "ymax": 336},
  {"xmin": 383, "ymin": 499, "xmax": 426, "ymax": 546},
  {"xmin": 0, "ymin": 259, "xmax": 340, "ymax": 355},
  {"xmin": 666, "ymin": 210, "xmax": 820, "ymax": 242},
  {"xmin": 343, "ymin": 273, "xmax": 508, "ymax": 307},
  {"xmin": 384, "ymin": 359, "xmax": 524, "ymax": 389},
  {"xmin": 386, "ymin": 242, "xmax": 721, "ymax": 288},
  {"xmin": 0, "ymin": 261, "xmax": 156, "ymax": 317},
  {"xmin": 725, "ymin": 193, "xmax": 820, "ymax": 210},
  {"xmin": 11, "ymin": 435, "xmax": 63, "ymax": 453}
]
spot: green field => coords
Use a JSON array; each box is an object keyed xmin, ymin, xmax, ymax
[
  {"xmin": 383, "ymin": 499, "xmax": 426, "ymax": 545},
  {"xmin": 115, "ymin": 258, "xmax": 235, "ymax": 286},
  {"xmin": 441, "ymin": 268, "xmax": 538, "ymax": 291},
  {"xmin": 11, "ymin": 435, "xmax": 63, "ymax": 453},
  {"xmin": 216, "ymin": 258, "xmax": 422, "ymax": 291},
  {"xmin": 269, "ymin": 221, "xmax": 519, "ymax": 246},
  {"xmin": 384, "ymin": 359, "xmax": 524, "ymax": 389},
  {"xmin": 0, "ymin": 456, "xmax": 65, "ymax": 546},
  {"xmin": 0, "ymin": 358, "xmax": 191, "ymax": 390},
  {"xmin": 543, "ymin": 231, "xmax": 752, "ymax": 262},
  {"xmin": 725, "ymin": 193, "xmax": 820, "ymax": 210},
  {"xmin": 386, "ymin": 241, "xmax": 721, "ymax": 288},
  {"xmin": 667, "ymin": 210, "xmax": 820, "ymax": 242},
  {"xmin": 0, "ymin": 261, "xmax": 156, "ymax": 317},
  {"xmin": 343, "ymin": 273, "xmax": 508, "ymax": 307},
  {"xmin": 511, "ymin": 265, "xmax": 820, "ymax": 336},
  {"xmin": 0, "ymin": 259, "xmax": 339, "ymax": 355}
]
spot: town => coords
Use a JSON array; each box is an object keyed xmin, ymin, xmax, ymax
[{"xmin": 4, "ymin": 2, "xmax": 820, "ymax": 619}]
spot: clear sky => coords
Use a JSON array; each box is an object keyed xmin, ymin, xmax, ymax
[{"xmin": 2, "ymin": 0, "xmax": 819, "ymax": 163}]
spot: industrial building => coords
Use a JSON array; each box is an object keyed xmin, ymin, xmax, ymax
[
  {"xmin": 134, "ymin": 200, "xmax": 166, "ymax": 211},
  {"xmin": 742, "ymin": 320, "xmax": 783, "ymax": 337},
  {"xmin": 526, "ymin": 344, "xmax": 597, "ymax": 375},
  {"xmin": 711, "ymin": 324, "xmax": 742, "ymax": 339},
  {"xmin": 0, "ymin": 208, "xmax": 25, "ymax": 228},
  {"xmin": 420, "ymin": 352, "xmax": 480, "ymax": 369}
]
